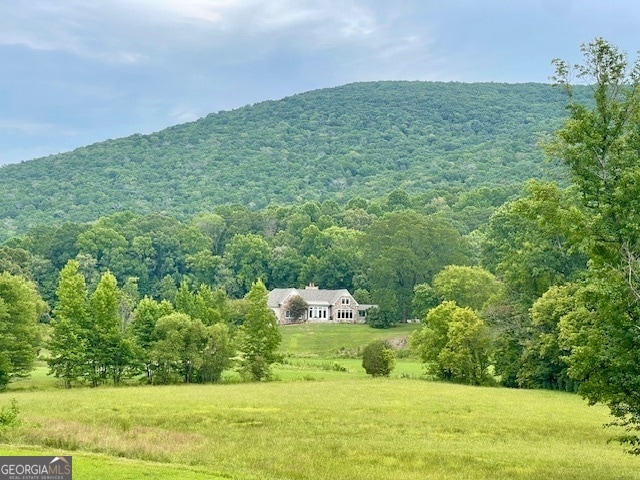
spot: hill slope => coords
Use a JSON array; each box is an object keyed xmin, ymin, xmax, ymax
[{"xmin": 0, "ymin": 81, "xmax": 576, "ymax": 238}]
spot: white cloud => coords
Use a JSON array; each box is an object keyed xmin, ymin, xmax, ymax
[
  {"xmin": 0, "ymin": 119, "xmax": 76, "ymax": 137},
  {"xmin": 0, "ymin": 0, "xmax": 391, "ymax": 60},
  {"xmin": 137, "ymin": 0, "xmax": 377, "ymax": 37},
  {"xmin": 169, "ymin": 107, "xmax": 201, "ymax": 123}
]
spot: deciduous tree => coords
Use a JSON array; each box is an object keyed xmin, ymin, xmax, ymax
[
  {"xmin": 519, "ymin": 284, "xmax": 578, "ymax": 391},
  {"xmin": 548, "ymin": 38, "xmax": 640, "ymax": 453},
  {"xmin": 87, "ymin": 271, "xmax": 136, "ymax": 385},
  {"xmin": 432, "ymin": 265, "xmax": 501, "ymax": 312},
  {"xmin": 236, "ymin": 279, "xmax": 281, "ymax": 380},
  {"xmin": 363, "ymin": 211, "xmax": 468, "ymax": 322},
  {"xmin": 411, "ymin": 301, "xmax": 491, "ymax": 385},
  {"xmin": 284, "ymin": 295, "xmax": 308, "ymax": 323},
  {"xmin": 48, "ymin": 260, "xmax": 89, "ymax": 388},
  {"xmin": 0, "ymin": 272, "xmax": 45, "ymax": 389}
]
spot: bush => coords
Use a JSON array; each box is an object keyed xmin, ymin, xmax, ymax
[
  {"xmin": 362, "ymin": 340, "xmax": 396, "ymax": 377},
  {"xmin": 0, "ymin": 399, "xmax": 20, "ymax": 427},
  {"xmin": 366, "ymin": 307, "xmax": 396, "ymax": 329}
]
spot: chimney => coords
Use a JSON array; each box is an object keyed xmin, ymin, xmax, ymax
[{"xmin": 305, "ymin": 282, "xmax": 319, "ymax": 290}]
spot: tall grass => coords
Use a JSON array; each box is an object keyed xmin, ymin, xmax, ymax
[{"xmin": 2, "ymin": 378, "xmax": 639, "ymax": 479}]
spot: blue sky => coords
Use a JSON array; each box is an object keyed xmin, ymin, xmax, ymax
[{"xmin": 1, "ymin": 0, "xmax": 639, "ymax": 165}]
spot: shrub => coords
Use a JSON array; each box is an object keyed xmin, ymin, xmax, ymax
[
  {"xmin": 0, "ymin": 399, "xmax": 20, "ymax": 427},
  {"xmin": 362, "ymin": 340, "xmax": 396, "ymax": 377},
  {"xmin": 366, "ymin": 307, "xmax": 396, "ymax": 329}
]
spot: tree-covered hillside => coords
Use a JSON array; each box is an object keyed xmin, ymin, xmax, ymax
[{"xmin": 0, "ymin": 81, "xmax": 580, "ymax": 240}]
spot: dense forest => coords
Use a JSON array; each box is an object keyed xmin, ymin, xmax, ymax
[{"xmin": 0, "ymin": 81, "xmax": 591, "ymax": 242}]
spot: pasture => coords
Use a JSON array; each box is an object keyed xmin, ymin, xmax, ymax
[{"xmin": 1, "ymin": 324, "xmax": 638, "ymax": 479}]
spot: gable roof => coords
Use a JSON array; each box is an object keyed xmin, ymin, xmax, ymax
[
  {"xmin": 267, "ymin": 287, "xmax": 356, "ymax": 308},
  {"xmin": 267, "ymin": 288, "xmax": 297, "ymax": 308}
]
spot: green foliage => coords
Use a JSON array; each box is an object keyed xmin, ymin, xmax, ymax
[
  {"xmin": 0, "ymin": 398, "xmax": 20, "ymax": 427},
  {"xmin": 363, "ymin": 211, "xmax": 469, "ymax": 321},
  {"xmin": 283, "ymin": 294, "xmax": 308, "ymax": 323},
  {"xmin": 432, "ymin": 265, "xmax": 501, "ymax": 312},
  {"xmin": 0, "ymin": 272, "xmax": 45, "ymax": 389},
  {"xmin": 175, "ymin": 281, "xmax": 230, "ymax": 326},
  {"xmin": 365, "ymin": 305, "xmax": 396, "ymax": 329},
  {"xmin": 0, "ymin": 82, "xmax": 577, "ymax": 243},
  {"xmin": 438, "ymin": 308, "xmax": 492, "ymax": 385},
  {"xmin": 223, "ymin": 234, "xmax": 272, "ymax": 297},
  {"xmin": 548, "ymin": 38, "xmax": 640, "ymax": 453},
  {"xmin": 411, "ymin": 301, "xmax": 457, "ymax": 366},
  {"xmin": 150, "ymin": 312, "xmax": 195, "ymax": 384},
  {"xmin": 49, "ymin": 265, "xmax": 139, "ymax": 387},
  {"xmin": 480, "ymin": 181, "xmax": 586, "ymax": 389},
  {"xmin": 519, "ymin": 284, "xmax": 578, "ymax": 391},
  {"xmin": 130, "ymin": 296, "xmax": 174, "ymax": 382},
  {"xmin": 88, "ymin": 271, "xmax": 136, "ymax": 386},
  {"xmin": 411, "ymin": 301, "xmax": 492, "ymax": 385},
  {"xmin": 481, "ymin": 181, "xmax": 586, "ymax": 309},
  {"xmin": 236, "ymin": 279, "xmax": 282, "ymax": 381},
  {"xmin": 148, "ymin": 312, "xmax": 232, "ymax": 384},
  {"xmin": 411, "ymin": 283, "xmax": 440, "ymax": 320},
  {"xmin": 362, "ymin": 340, "xmax": 396, "ymax": 377},
  {"xmin": 482, "ymin": 303, "xmax": 527, "ymax": 388},
  {"xmin": 198, "ymin": 322, "xmax": 234, "ymax": 383},
  {"xmin": 48, "ymin": 260, "xmax": 90, "ymax": 387}
]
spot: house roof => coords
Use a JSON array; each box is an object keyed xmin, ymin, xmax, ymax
[{"xmin": 267, "ymin": 287, "xmax": 357, "ymax": 308}]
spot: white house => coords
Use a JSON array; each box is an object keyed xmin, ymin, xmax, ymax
[{"xmin": 267, "ymin": 283, "xmax": 375, "ymax": 324}]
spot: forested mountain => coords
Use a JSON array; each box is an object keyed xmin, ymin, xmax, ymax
[{"xmin": 0, "ymin": 81, "xmax": 581, "ymax": 240}]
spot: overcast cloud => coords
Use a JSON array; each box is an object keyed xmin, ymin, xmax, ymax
[{"xmin": 1, "ymin": 0, "xmax": 639, "ymax": 164}]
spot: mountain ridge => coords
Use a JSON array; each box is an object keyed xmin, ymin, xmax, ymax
[{"xmin": 0, "ymin": 81, "xmax": 578, "ymax": 241}]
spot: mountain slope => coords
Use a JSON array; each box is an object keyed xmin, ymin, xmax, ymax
[{"xmin": 0, "ymin": 81, "xmax": 575, "ymax": 240}]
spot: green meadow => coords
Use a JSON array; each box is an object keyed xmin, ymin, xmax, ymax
[{"xmin": 1, "ymin": 324, "xmax": 639, "ymax": 479}]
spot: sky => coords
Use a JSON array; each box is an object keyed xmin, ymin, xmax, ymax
[{"xmin": 1, "ymin": 0, "xmax": 639, "ymax": 165}]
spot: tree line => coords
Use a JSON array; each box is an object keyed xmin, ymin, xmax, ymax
[{"xmin": 45, "ymin": 259, "xmax": 279, "ymax": 388}]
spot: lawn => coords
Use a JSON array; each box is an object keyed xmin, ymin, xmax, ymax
[
  {"xmin": 1, "ymin": 324, "xmax": 638, "ymax": 479},
  {"xmin": 279, "ymin": 322, "xmax": 419, "ymax": 358}
]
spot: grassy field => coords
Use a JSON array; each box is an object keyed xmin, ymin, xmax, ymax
[
  {"xmin": 279, "ymin": 322, "xmax": 419, "ymax": 358},
  {"xmin": 1, "ymin": 324, "xmax": 638, "ymax": 479}
]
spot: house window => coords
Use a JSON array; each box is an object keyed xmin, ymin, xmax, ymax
[
  {"xmin": 309, "ymin": 307, "xmax": 327, "ymax": 319},
  {"xmin": 285, "ymin": 310, "xmax": 293, "ymax": 318},
  {"xmin": 341, "ymin": 298, "xmax": 350, "ymax": 305},
  {"xmin": 337, "ymin": 309, "xmax": 353, "ymax": 319}
]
